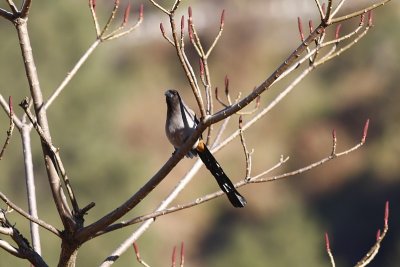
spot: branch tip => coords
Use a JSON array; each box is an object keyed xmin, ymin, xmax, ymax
[
  {"xmin": 89, "ymin": 0, "xmax": 96, "ymax": 9},
  {"xmin": 368, "ymin": 10, "xmax": 373, "ymax": 26},
  {"xmin": 181, "ymin": 15, "xmax": 185, "ymax": 32},
  {"xmin": 325, "ymin": 232, "xmax": 331, "ymax": 251},
  {"xmin": 133, "ymin": 242, "xmax": 140, "ymax": 259},
  {"xmin": 180, "ymin": 241, "xmax": 185, "ymax": 266},
  {"xmin": 256, "ymin": 94, "xmax": 261, "ymax": 108},
  {"xmin": 332, "ymin": 129, "xmax": 336, "ymax": 140},
  {"xmin": 376, "ymin": 229, "xmax": 381, "ymax": 241},
  {"xmin": 160, "ymin": 23, "xmax": 165, "ymax": 35},
  {"xmin": 224, "ymin": 75, "xmax": 229, "ymax": 94},
  {"xmin": 361, "ymin": 118, "xmax": 369, "ymax": 143},
  {"xmin": 171, "ymin": 245, "xmax": 177, "ymax": 267},
  {"xmin": 335, "ymin": 24, "xmax": 342, "ymax": 40},
  {"xmin": 188, "ymin": 6, "xmax": 192, "ymax": 20},
  {"xmin": 220, "ymin": 9, "xmax": 225, "ymax": 28},
  {"xmin": 123, "ymin": 2, "xmax": 131, "ymax": 25},
  {"xmin": 297, "ymin": 17, "xmax": 305, "ymax": 41},
  {"xmin": 139, "ymin": 3, "xmax": 143, "ymax": 20},
  {"xmin": 308, "ymin": 19, "xmax": 314, "ymax": 33},
  {"xmin": 8, "ymin": 96, "xmax": 13, "ymax": 115},
  {"xmin": 384, "ymin": 200, "xmax": 389, "ymax": 228}
]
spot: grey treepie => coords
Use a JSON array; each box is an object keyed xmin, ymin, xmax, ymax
[{"xmin": 164, "ymin": 89, "xmax": 247, "ymax": 208}]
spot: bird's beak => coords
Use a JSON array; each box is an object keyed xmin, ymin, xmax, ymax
[{"xmin": 164, "ymin": 90, "xmax": 172, "ymax": 97}]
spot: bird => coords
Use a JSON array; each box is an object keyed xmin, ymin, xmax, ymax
[{"xmin": 164, "ymin": 89, "xmax": 247, "ymax": 208}]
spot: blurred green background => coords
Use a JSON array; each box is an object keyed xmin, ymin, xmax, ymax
[{"xmin": 0, "ymin": 0, "xmax": 399, "ymax": 266}]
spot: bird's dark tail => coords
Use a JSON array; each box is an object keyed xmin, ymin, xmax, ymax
[{"xmin": 197, "ymin": 142, "xmax": 247, "ymax": 208}]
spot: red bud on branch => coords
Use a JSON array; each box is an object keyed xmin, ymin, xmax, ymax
[
  {"xmin": 384, "ymin": 200, "xmax": 389, "ymax": 228},
  {"xmin": 89, "ymin": 0, "xmax": 96, "ymax": 9},
  {"xmin": 139, "ymin": 3, "xmax": 143, "ymax": 20},
  {"xmin": 309, "ymin": 19, "xmax": 314, "ymax": 33},
  {"xmin": 361, "ymin": 118, "xmax": 369, "ymax": 144},
  {"xmin": 220, "ymin": 9, "xmax": 225, "ymax": 29},
  {"xmin": 123, "ymin": 2, "xmax": 131, "ymax": 25},
  {"xmin": 321, "ymin": 3, "xmax": 326, "ymax": 16},
  {"xmin": 133, "ymin": 243, "xmax": 140, "ymax": 260},
  {"xmin": 255, "ymin": 95, "xmax": 261, "ymax": 108},
  {"xmin": 181, "ymin": 15, "xmax": 185, "ymax": 33},
  {"xmin": 297, "ymin": 17, "xmax": 304, "ymax": 42},
  {"xmin": 180, "ymin": 242, "xmax": 185, "ymax": 267},
  {"xmin": 188, "ymin": 6, "xmax": 192, "ymax": 21},
  {"xmin": 376, "ymin": 229, "xmax": 381, "ymax": 241},
  {"xmin": 335, "ymin": 24, "xmax": 342, "ymax": 40},
  {"xmin": 325, "ymin": 232, "xmax": 331, "ymax": 252},
  {"xmin": 368, "ymin": 10, "xmax": 373, "ymax": 26},
  {"xmin": 8, "ymin": 96, "xmax": 13, "ymax": 116},
  {"xmin": 171, "ymin": 245, "xmax": 177, "ymax": 267},
  {"xmin": 160, "ymin": 23, "xmax": 165, "ymax": 35},
  {"xmin": 224, "ymin": 75, "xmax": 229, "ymax": 95}
]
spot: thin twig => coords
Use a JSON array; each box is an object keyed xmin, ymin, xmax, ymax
[
  {"xmin": 20, "ymin": 0, "xmax": 33, "ymax": 18},
  {"xmin": 45, "ymin": 40, "xmax": 100, "ymax": 109},
  {"xmin": 5, "ymin": 0, "xmax": 18, "ymax": 14},
  {"xmin": 89, "ymin": 0, "xmax": 101, "ymax": 36},
  {"xmin": 330, "ymin": 0, "xmax": 391, "ymax": 24},
  {"xmin": 100, "ymin": 0, "xmax": 120, "ymax": 37},
  {"xmin": 21, "ymin": 126, "xmax": 41, "ymax": 253},
  {"xmin": 331, "ymin": 0, "xmax": 347, "ymax": 18},
  {"xmin": 148, "ymin": 0, "xmax": 170, "ymax": 15},
  {"xmin": 239, "ymin": 116, "xmax": 253, "ymax": 181},
  {"xmin": 0, "ymin": 192, "xmax": 61, "ymax": 236},
  {"xmin": 0, "ymin": 8, "xmax": 14, "ymax": 21},
  {"xmin": 0, "ymin": 96, "xmax": 15, "ymax": 160},
  {"xmin": 314, "ymin": 0, "xmax": 325, "ymax": 20},
  {"xmin": 20, "ymin": 99, "xmax": 80, "ymax": 214}
]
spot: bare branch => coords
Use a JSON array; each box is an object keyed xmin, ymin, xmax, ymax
[
  {"xmin": 21, "ymin": 0, "xmax": 33, "ymax": 18},
  {"xmin": 148, "ymin": 0, "xmax": 170, "ymax": 15},
  {"xmin": 0, "ymin": 240, "xmax": 22, "ymax": 258},
  {"xmin": 89, "ymin": 0, "xmax": 101, "ymax": 36},
  {"xmin": 0, "ymin": 96, "xmax": 15, "ymax": 160},
  {"xmin": 45, "ymin": 40, "xmax": 101, "ymax": 109},
  {"xmin": 160, "ymin": 23, "xmax": 175, "ymax": 46},
  {"xmin": 314, "ymin": 0, "xmax": 325, "ymax": 20},
  {"xmin": 100, "ymin": 0, "xmax": 120, "ymax": 37},
  {"xmin": 0, "ymin": 191, "xmax": 61, "ymax": 236},
  {"xmin": 239, "ymin": 116, "xmax": 253, "ymax": 181},
  {"xmin": 0, "ymin": 8, "xmax": 14, "ymax": 21},
  {"xmin": 330, "ymin": 0, "xmax": 391, "ymax": 24},
  {"xmin": 0, "ymin": 209, "xmax": 49, "ymax": 266},
  {"xmin": 6, "ymin": 0, "xmax": 18, "ymax": 15}
]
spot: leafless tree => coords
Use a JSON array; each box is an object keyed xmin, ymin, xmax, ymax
[{"xmin": 0, "ymin": 0, "xmax": 393, "ymax": 266}]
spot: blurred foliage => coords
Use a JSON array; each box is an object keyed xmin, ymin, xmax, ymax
[{"xmin": 0, "ymin": 0, "xmax": 399, "ymax": 266}]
